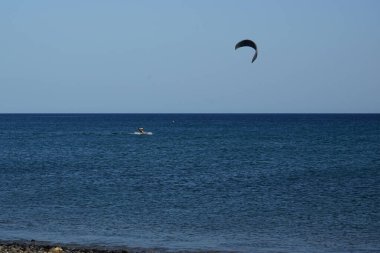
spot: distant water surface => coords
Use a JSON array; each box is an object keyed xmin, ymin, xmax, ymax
[{"xmin": 0, "ymin": 114, "xmax": 379, "ymax": 252}]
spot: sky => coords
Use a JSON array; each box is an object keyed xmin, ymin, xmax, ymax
[{"xmin": 1, "ymin": 0, "xmax": 379, "ymax": 113}]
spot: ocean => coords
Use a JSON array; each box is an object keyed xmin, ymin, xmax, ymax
[{"xmin": 0, "ymin": 114, "xmax": 379, "ymax": 252}]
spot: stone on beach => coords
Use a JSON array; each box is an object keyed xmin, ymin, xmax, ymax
[{"xmin": 49, "ymin": 247, "xmax": 63, "ymax": 253}]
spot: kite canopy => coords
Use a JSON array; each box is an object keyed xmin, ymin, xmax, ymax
[{"xmin": 235, "ymin": 39, "xmax": 258, "ymax": 63}]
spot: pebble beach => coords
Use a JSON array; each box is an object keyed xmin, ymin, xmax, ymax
[
  {"xmin": 0, "ymin": 242, "xmax": 129, "ymax": 253},
  {"xmin": 0, "ymin": 242, "xmax": 226, "ymax": 253}
]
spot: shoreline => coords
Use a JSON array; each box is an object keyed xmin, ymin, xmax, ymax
[{"xmin": 0, "ymin": 240, "xmax": 229, "ymax": 253}]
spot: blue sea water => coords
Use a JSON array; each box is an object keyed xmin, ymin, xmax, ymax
[{"xmin": 0, "ymin": 114, "xmax": 379, "ymax": 253}]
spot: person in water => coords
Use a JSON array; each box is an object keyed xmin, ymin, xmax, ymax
[{"xmin": 138, "ymin": 128, "xmax": 145, "ymax": 134}]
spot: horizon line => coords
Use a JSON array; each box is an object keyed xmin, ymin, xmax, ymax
[{"xmin": 0, "ymin": 112, "xmax": 379, "ymax": 115}]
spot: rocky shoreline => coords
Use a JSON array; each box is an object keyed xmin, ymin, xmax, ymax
[
  {"xmin": 0, "ymin": 241, "xmax": 227, "ymax": 253},
  {"xmin": 0, "ymin": 242, "xmax": 128, "ymax": 253}
]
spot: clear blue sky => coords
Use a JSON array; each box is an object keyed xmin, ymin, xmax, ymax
[{"xmin": 1, "ymin": 0, "xmax": 379, "ymax": 113}]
